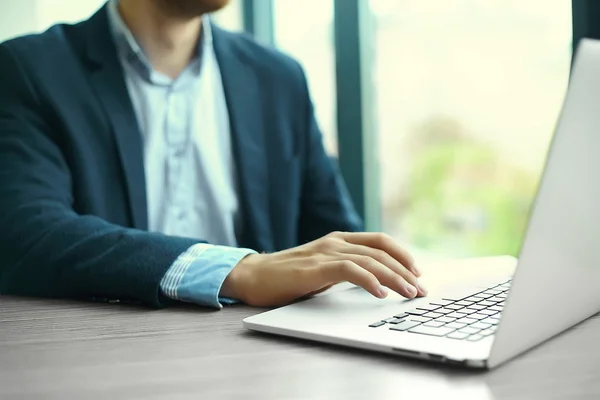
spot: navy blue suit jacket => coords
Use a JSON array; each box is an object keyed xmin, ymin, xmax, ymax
[{"xmin": 0, "ymin": 6, "xmax": 362, "ymax": 307}]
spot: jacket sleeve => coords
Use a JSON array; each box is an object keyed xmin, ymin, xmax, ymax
[
  {"xmin": 0, "ymin": 44, "xmax": 198, "ymax": 307},
  {"xmin": 294, "ymin": 63, "xmax": 364, "ymax": 243}
]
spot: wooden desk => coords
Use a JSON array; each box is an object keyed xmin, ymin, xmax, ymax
[{"xmin": 1, "ymin": 296, "xmax": 599, "ymax": 400}]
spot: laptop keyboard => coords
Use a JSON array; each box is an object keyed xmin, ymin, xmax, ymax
[{"xmin": 368, "ymin": 279, "xmax": 512, "ymax": 342}]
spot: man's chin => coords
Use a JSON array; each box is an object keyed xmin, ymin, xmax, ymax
[{"xmin": 156, "ymin": 0, "xmax": 232, "ymax": 17}]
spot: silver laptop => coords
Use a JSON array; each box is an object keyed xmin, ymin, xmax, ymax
[{"xmin": 243, "ymin": 39, "xmax": 600, "ymax": 369}]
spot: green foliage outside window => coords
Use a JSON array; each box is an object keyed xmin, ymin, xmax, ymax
[{"xmin": 395, "ymin": 117, "xmax": 540, "ymax": 257}]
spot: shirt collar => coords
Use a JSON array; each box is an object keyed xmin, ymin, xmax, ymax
[{"xmin": 106, "ymin": 0, "xmax": 212, "ymax": 82}]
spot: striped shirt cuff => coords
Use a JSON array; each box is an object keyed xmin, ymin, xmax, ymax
[{"xmin": 159, "ymin": 243, "xmax": 256, "ymax": 308}]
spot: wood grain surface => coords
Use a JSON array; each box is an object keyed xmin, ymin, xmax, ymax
[{"xmin": 1, "ymin": 296, "xmax": 599, "ymax": 400}]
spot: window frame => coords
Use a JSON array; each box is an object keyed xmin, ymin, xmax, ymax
[
  {"xmin": 242, "ymin": 0, "xmax": 274, "ymax": 46},
  {"xmin": 573, "ymin": 0, "xmax": 600, "ymax": 49}
]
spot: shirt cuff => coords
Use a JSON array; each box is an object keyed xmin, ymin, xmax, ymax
[{"xmin": 159, "ymin": 243, "xmax": 256, "ymax": 308}]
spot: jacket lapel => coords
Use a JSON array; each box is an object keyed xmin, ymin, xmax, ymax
[
  {"xmin": 81, "ymin": 6, "xmax": 148, "ymax": 230},
  {"xmin": 78, "ymin": 10, "xmax": 271, "ymax": 245},
  {"xmin": 212, "ymin": 27, "xmax": 273, "ymax": 252}
]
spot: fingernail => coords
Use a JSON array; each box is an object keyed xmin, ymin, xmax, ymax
[
  {"xmin": 405, "ymin": 285, "xmax": 417, "ymax": 297},
  {"xmin": 378, "ymin": 285, "xmax": 388, "ymax": 298},
  {"xmin": 417, "ymin": 282, "xmax": 428, "ymax": 296},
  {"xmin": 412, "ymin": 264, "xmax": 422, "ymax": 277}
]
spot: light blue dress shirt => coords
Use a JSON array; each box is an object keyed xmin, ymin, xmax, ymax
[{"xmin": 107, "ymin": 1, "xmax": 255, "ymax": 308}]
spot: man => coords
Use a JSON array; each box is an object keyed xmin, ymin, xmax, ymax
[{"xmin": 0, "ymin": 0, "xmax": 426, "ymax": 309}]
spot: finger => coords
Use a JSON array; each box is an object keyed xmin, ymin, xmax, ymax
[
  {"xmin": 304, "ymin": 284, "xmax": 335, "ymax": 298},
  {"xmin": 316, "ymin": 260, "xmax": 388, "ymax": 299},
  {"xmin": 343, "ymin": 254, "xmax": 419, "ymax": 298},
  {"xmin": 341, "ymin": 232, "xmax": 421, "ymax": 277},
  {"xmin": 338, "ymin": 243, "xmax": 427, "ymax": 296}
]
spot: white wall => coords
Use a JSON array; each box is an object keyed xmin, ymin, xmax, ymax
[
  {"xmin": 35, "ymin": 0, "xmax": 106, "ymax": 31},
  {"xmin": 212, "ymin": 0, "xmax": 243, "ymax": 32},
  {"xmin": 0, "ymin": 0, "xmax": 105, "ymax": 42},
  {"xmin": 0, "ymin": 0, "xmax": 41, "ymax": 42},
  {"xmin": 0, "ymin": 0, "xmax": 242, "ymax": 43}
]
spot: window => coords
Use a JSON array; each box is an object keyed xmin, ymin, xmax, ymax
[
  {"xmin": 371, "ymin": 0, "xmax": 572, "ymax": 257},
  {"xmin": 273, "ymin": 0, "xmax": 338, "ymax": 155}
]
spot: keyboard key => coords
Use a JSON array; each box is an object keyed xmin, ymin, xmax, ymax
[
  {"xmin": 479, "ymin": 300, "xmax": 496, "ymax": 307},
  {"xmin": 445, "ymin": 304, "xmax": 465, "ymax": 310},
  {"xmin": 469, "ymin": 304, "xmax": 487, "ymax": 311},
  {"xmin": 460, "ymin": 308, "xmax": 479, "ymax": 314},
  {"xmin": 436, "ymin": 308, "xmax": 456, "ymax": 314},
  {"xmin": 390, "ymin": 321, "xmax": 421, "ymax": 331},
  {"xmin": 436, "ymin": 316, "xmax": 456, "ymax": 324},
  {"xmin": 478, "ymin": 309, "xmax": 498, "ymax": 316},
  {"xmin": 423, "ymin": 312, "xmax": 443, "ymax": 319},
  {"xmin": 455, "ymin": 300, "xmax": 474, "ymax": 307},
  {"xmin": 416, "ymin": 304, "xmax": 441, "ymax": 312},
  {"xmin": 447, "ymin": 312, "xmax": 468, "ymax": 319},
  {"xmin": 409, "ymin": 316, "xmax": 432, "ymax": 323},
  {"xmin": 476, "ymin": 293, "xmax": 494, "ymax": 300},
  {"xmin": 409, "ymin": 326, "xmax": 456, "ymax": 337},
  {"xmin": 456, "ymin": 317, "xmax": 478, "ymax": 325},
  {"xmin": 497, "ymin": 293, "xmax": 507, "ymax": 299},
  {"xmin": 445, "ymin": 322, "xmax": 467, "ymax": 329},
  {"xmin": 447, "ymin": 332, "xmax": 470, "ymax": 340},
  {"xmin": 407, "ymin": 309, "xmax": 428, "ymax": 316},
  {"xmin": 470, "ymin": 313, "xmax": 489, "ymax": 320},
  {"xmin": 490, "ymin": 306, "xmax": 503, "ymax": 312},
  {"xmin": 384, "ymin": 318, "xmax": 405, "ymax": 324},
  {"xmin": 369, "ymin": 321, "xmax": 385, "ymax": 327},
  {"xmin": 424, "ymin": 321, "xmax": 445, "ymax": 328},
  {"xmin": 489, "ymin": 296, "xmax": 504, "ymax": 303},
  {"xmin": 394, "ymin": 313, "xmax": 409, "ymax": 319},
  {"xmin": 471, "ymin": 322, "xmax": 492, "ymax": 330},
  {"xmin": 484, "ymin": 289, "xmax": 502, "ymax": 295},
  {"xmin": 465, "ymin": 296, "xmax": 484, "ymax": 302},
  {"xmin": 481, "ymin": 317, "xmax": 499, "ymax": 326},
  {"xmin": 458, "ymin": 327, "xmax": 481, "ymax": 335},
  {"xmin": 467, "ymin": 334, "xmax": 484, "ymax": 342},
  {"xmin": 430, "ymin": 299, "xmax": 454, "ymax": 306},
  {"xmin": 480, "ymin": 328, "xmax": 496, "ymax": 336}
]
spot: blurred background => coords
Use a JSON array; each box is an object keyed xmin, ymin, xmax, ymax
[
  {"xmin": 274, "ymin": 0, "xmax": 572, "ymax": 259},
  {"xmin": 0, "ymin": 0, "xmax": 575, "ymax": 259}
]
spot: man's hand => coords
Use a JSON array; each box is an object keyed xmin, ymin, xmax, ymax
[{"xmin": 220, "ymin": 231, "xmax": 426, "ymax": 307}]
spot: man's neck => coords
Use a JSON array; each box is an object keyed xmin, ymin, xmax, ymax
[{"xmin": 118, "ymin": 0, "xmax": 203, "ymax": 79}]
